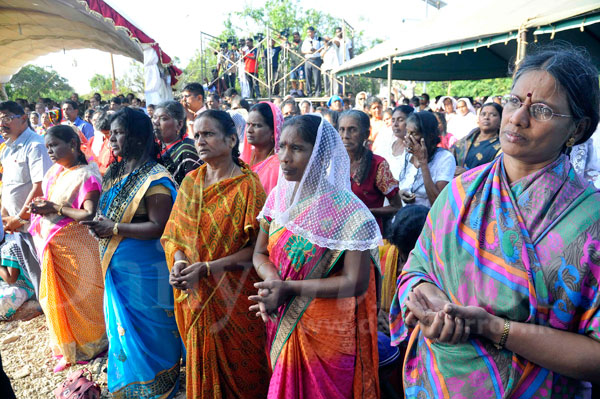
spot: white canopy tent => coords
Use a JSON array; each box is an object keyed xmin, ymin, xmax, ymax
[
  {"xmin": 335, "ymin": 0, "xmax": 600, "ymax": 82},
  {"xmin": 0, "ymin": 0, "xmax": 181, "ymax": 102}
]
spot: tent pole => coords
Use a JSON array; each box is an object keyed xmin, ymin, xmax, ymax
[
  {"xmin": 516, "ymin": 26, "xmax": 530, "ymax": 67},
  {"xmin": 110, "ymin": 53, "xmax": 117, "ymax": 94},
  {"xmin": 0, "ymin": 83, "xmax": 7, "ymax": 101},
  {"xmin": 387, "ymin": 56, "xmax": 392, "ymax": 104}
]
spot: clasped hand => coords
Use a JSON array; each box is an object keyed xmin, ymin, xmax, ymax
[
  {"xmin": 169, "ymin": 261, "xmax": 209, "ymax": 291},
  {"xmin": 80, "ymin": 215, "xmax": 115, "ymax": 239},
  {"xmin": 405, "ymin": 283, "xmax": 499, "ymax": 345},
  {"xmin": 248, "ymin": 278, "xmax": 288, "ymax": 323},
  {"xmin": 29, "ymin": 197, "xmax": 57, "ymax": 215}
]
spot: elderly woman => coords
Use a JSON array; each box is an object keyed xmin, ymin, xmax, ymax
[
  {"xmin": 389, "ymin": 46, "xmax": 600, "ymax": 398},
  {"xmin": 153, "ymin": 100, "xmax": 201, "ymax": 185},
  {"xmin": 338, "ymin": 110, "xmax": 408, "ymax": 233},
  {"xmin": 452, "ymin": 102, "xmax": 503, "ymax": 175},
  {"xmin": 161, "ymin": 110, "xmax": 270, "ymax": 398},
  {"xmin": 398, "ymin": 111, "xmax": 456, "ymax": 207},
  {"xmin": 250, "ymin": 115, "xmax": 381, "ymax": 398},
  {"xmin": 29, "ymin": 125, "xmax": 106, "ymax": 372},
  {"xmin": 82, "ymin": 108, "xmax": 181, "ymax": 398},
  {"xmin": 240, "ymin": 101, "xmax": 284, "ymax": 195},
  {"xmin": 448, "ymin": 97, "xmax": 478, "ymax": 140}
]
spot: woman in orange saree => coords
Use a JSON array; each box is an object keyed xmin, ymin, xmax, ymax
[
  {"xmin": 29, "ymin": 125, "xmax": 107, "ymax": 372},
  {"xmin": 250, "ymin": 115, "xmax": 381, "ymax": 399},
  {"xmin": 161, "ymin": 110, "xmax": 270, "ymax": 398}
]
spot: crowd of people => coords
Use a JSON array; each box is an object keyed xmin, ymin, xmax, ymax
[
  {"xmin": 0, "ymin": 44, "xmax": 599, "ymax": 399},
  {"xmin": 212, "ymin": 25, "xmax": 352, "ymax": 98}
]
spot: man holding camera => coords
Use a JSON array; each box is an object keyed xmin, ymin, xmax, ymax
[{"xmin": 301, "ymin": 27, "xmax": 323, "ymax": 97}]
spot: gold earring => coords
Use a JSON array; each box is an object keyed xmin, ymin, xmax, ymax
[{"xmin": 566, "ymin": 137, "xmax": 576, "ymax": 147}]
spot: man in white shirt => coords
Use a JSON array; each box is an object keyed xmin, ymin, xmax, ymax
[
  {"xmin": 320, "ymin": 36, "xmax": 340, "ymax": 95},
  {"xmin": 301, "ymin": 27, "xmax": 323, "ymax": 97},
  {"xmin": 0, "ymin": 101, "xmax": 52, "ymax": 298}
]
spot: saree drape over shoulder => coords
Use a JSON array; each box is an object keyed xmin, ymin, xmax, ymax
[
  {"xmin": 161, "ymin": 163, "xmax": 271, "ymax": 399},
  {"xmin": 99, "ymin": 162, "xmax": 181, "ymax": 399},
  {"xmin": 258, "ymin": 116, "xmax": 382, "ymax": 399},
  {"xmin": 262, "ymin": 215, "xmax": 380, "ymax": 399},
  {"xmin": 389, "ymin": 154, "xmax": 600, "ymax": 398},
  {"xmin": 29, "ymin": 163, "xmax": 107, "ymax": 363}
]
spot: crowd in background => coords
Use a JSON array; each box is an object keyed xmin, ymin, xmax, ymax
[
  {"xmin": 212, "ymin": 25, "xmax": 353, "ymax": 98},
  {"xmin": 0, "ymin": 44, "xmax": 600, "ymax": 399}
]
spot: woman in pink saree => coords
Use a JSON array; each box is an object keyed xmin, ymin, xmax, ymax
[
  {"xmin": 250, "ymin": 115, "xmax": 381, "ymax": 398},
  {"xmin": 240, "ymin": 101, "xmax": 284, "ymax": 195}
]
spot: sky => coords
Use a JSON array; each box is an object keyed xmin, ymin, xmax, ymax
[{"xmin": 31, "ymin": 0, "xmax": 457, "ymax": 94}]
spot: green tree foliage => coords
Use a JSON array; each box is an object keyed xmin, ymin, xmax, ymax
[
  {"xmin": 88, "ymin": 61, "xmax": 145, "ymax": 97},
  {"xmin": 181, "ymin": 0, "xmax": 360, "ymax": 91},
  {"xmin": 415, "ymin": 78, "xmax": 512, "ymax": 99},
  {"xmin": 5, "ymin": 65, "xmax": 73, "ymax": 102},
  {"xmin": 89, "ymin": 73, "xmax": 114, "ymax": 93}
]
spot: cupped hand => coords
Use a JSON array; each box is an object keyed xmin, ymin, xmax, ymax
[
  {"xmin": 29, "ymin": 198, "xmax": 58, "ymax": 215},
  {"xmin": 405, "ymin": 283, "xmax": 471, "ymax": 344},
  {"xmin": 443, "ymin": 303, "xmax": 504, "ymax": 342},
  {"xmin": 80, "ymin": 215, "xmax": 115, "ymax": 238},
  {"xmin": 400, "ymin": 190, "xmax": 416, "ymax": 203}
]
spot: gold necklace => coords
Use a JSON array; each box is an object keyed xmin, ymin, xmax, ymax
[
  {"xmin": 251, "ymin": 147, "xmax": 274, "ymax": 166},
  {"xmin": 229, "ymin": 163, "xmax": 236, "ymax": 178}
]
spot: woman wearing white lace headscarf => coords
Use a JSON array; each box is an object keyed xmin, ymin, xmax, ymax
[{"xmin": 249, "ymin": 114, "xmax": 381, "ymax": 399}]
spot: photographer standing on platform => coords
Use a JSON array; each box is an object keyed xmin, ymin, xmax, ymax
[
  {"xmin": 320, "ymin": 35, "xmax": 340, "ymax": 95},
  {"xmin": 289, "ymin": 31, "xmax": 306, "ymax": 97},
  {"xmin": 243, "ymin": 38, "xmax": 260, "ymax": 98},
  {"xmin": 301, "ymin": 26, "xmax": 323, "ymax": 97},
  {"xmin": 264, "ymin": 39, "xmax": 282, "ymax": 95},
  {"xmin": 226, "ymin": 42, "xmax": 240, "ymax": 90}
]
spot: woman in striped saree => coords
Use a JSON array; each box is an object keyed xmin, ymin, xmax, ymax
[{"xmin": 390, "ymin": 46, "xmax": 600, "ymax": 398}]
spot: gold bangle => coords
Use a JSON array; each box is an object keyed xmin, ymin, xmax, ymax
[
  {"xmin": 205, "ymin": 261, "xmax": 211, "ymax": 277},
  {"xmin": 57, "ymin": 204, "xmax": 64, "ymax": 216},
  {"xmin": 494, "ymin": 319, "xmax": 510, "ymax": 350},
  {"xmin": 256, "ymin": 261, "xmax": 271, "ymax": 274},
  {"xmin": 112, "ymin": 222, "xmax": 119, "ymax": 236},
  {"xmin": 173, "ymin": 260, "xmax": 189, "ymax": 267}
]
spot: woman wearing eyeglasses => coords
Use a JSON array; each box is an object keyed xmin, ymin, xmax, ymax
[{"xmin": 389, "ymin": 46, "xmax": 600, "ymax": 398}]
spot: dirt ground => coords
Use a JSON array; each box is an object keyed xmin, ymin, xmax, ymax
[{"xmin": 0, "ymin": 300, "xmax": 186, "ymax": 398}]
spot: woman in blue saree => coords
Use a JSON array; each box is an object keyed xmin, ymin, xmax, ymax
[{"xmin": 83, "ymin": 108, "xmax": 181, "ymax": 398}]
